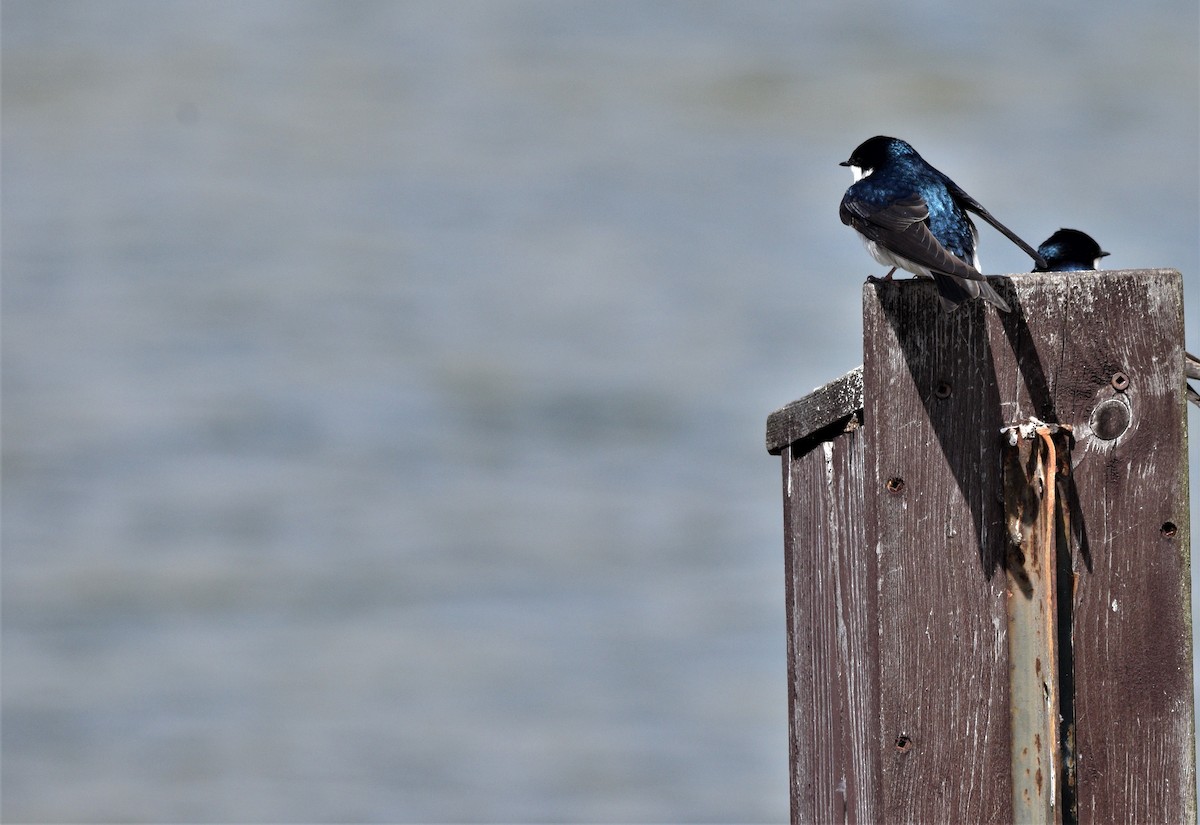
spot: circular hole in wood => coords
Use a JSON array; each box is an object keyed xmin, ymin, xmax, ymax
[{"xmin": 1090, "ymin": 399, "xmax": 1131, "ymax": 441}]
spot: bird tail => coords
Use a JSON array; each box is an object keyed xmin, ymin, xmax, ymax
[
  {"xmin": 950, "ymin": 185, "xmax": 1048, "ymax": 270},
  {"xmin": 933, "ymin": 273, "xmax": 1011, "ymax": 313}
]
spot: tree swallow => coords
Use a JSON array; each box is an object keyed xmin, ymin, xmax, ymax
[
  {"xmin": 1033, "ymin": 228, "xmax": 1110, "ymax": 272},
  {"xmin": 839, "ymin": 135, "xmax": 1047, "ymax": 313},
  {"xmin": 1031, "ymin": 228, "xmax": 1200, "ymax": 408}
]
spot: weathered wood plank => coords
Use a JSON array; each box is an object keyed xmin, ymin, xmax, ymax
[
  {"xmin": 983, "ymin": 269, "xmax": 1194, "ymax": 823},
  {"xmin": 863, "ymin": 279, "xmax": 1014, "ymax": 823},
  {"xmin": 861, "ymin": 269, "xmax": 1195, "ymax": 824},
  {"xmin": 771, "ymin": 268, "xmax": 1193, "ymax": 824},
  {"xmin": 781, "ymin": 417, "xmax": 879, "ymax": 824},
  {"xmin": 767, "ymin": 366, "xmax": 864, "ymax": 455},
  {"xmin": 1049, "ymin": 271, "xmax": 1193, "ymax": 824}
]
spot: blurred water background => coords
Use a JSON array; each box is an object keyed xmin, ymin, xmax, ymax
[{"xmin": 3, "ymin": 1, "xmax": 1197, "ymax": 821}]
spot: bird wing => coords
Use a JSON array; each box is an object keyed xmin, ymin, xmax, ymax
[
  {"xmin": 840, "ymin": 192, "xmax": 985, "ymax": 281},
  {"xmin": 947, "ymin": 182, "xmax": 1048, "ymax": 269}
]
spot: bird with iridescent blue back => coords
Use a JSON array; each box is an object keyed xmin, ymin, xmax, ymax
[
  {"xmin": 1033, "ymin": 228, "xmax": 1200, "ymax": 408},
  {"xmin": 1033, "ymin": 228, "xmax": 1109, "ymax": 272},
  {"xmin": 839, "ymin": 136, "xmax": 1046, "ymax": 313}
]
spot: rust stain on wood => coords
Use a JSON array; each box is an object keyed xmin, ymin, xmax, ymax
[
  {"xmin": 1003, "ymin": 422, "xmax": 1072, "ymax": 823},
  {"xmin": 770, "ymin": 269, "xmax": 1194, "ymax": 824}
]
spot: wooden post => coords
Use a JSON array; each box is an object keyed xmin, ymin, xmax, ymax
[
  {"xmin": 769, "ymin": 367, "xmax": 879, "ymax": 822},
  {"xmin": 766, "ymin": 268, "xmax": 1196, "ymax": 824}
]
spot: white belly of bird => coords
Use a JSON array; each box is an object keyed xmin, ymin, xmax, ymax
[{"xmin": 859, "ymin": 236, "xmax": 981, "ymax": 279}]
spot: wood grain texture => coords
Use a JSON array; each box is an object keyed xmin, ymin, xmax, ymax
[
  {"xmin": 1044, "ymin": 272, "xmax": 1194, "ymax": 824},
  {"xmin": 767, "ymin": 366, "xmax": 864, "ymax": 455},
  {"xmin": 861, "ymin": 269, "xmax": 1195, "ymax": 824},
  {"xmin": 771, "ymin": 269, "xmax": 1193, "ymax": 824},
  {"xmin": 782, "ymin": 418, "xmax": 879, "ymax": 824},
  {"xmin": 863, "ymin": 278, "xmax": 1014, "ymax": 823}
]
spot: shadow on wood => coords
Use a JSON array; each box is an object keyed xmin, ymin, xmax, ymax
[
  {"xmin": 767, "ymin": 268, "xmax": 1195, "ymax": 824},
  {"xmin": 868, "ymin": 280, "xmax": 1007, "ymax": 577}
]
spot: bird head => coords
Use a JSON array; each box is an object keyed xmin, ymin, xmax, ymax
[{"xmin": 839, "ymin": 135, "xmax": 915, "ymax": 181}]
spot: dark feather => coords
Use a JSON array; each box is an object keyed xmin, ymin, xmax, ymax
[
  {"xmin": 840, "ymin": 193, "xmax": 984, "ymax": 283},
  {"xmin": 946, "ymin": 181, "xmax": 1047, "ymax": 269}
]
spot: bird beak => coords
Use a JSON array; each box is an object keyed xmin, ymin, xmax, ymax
[
  {"xmin": 1099, "ymin": 250, "xmax": 1111, "ymax": 258},
  {"xmin": 838, "ymin": 160, "xmax": 851, "ymax": 167}
]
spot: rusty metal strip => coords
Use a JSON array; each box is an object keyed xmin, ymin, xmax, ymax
[{"xmin": 1003, "ymin": 422, "xmax": 1073, "ymax": 824}]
